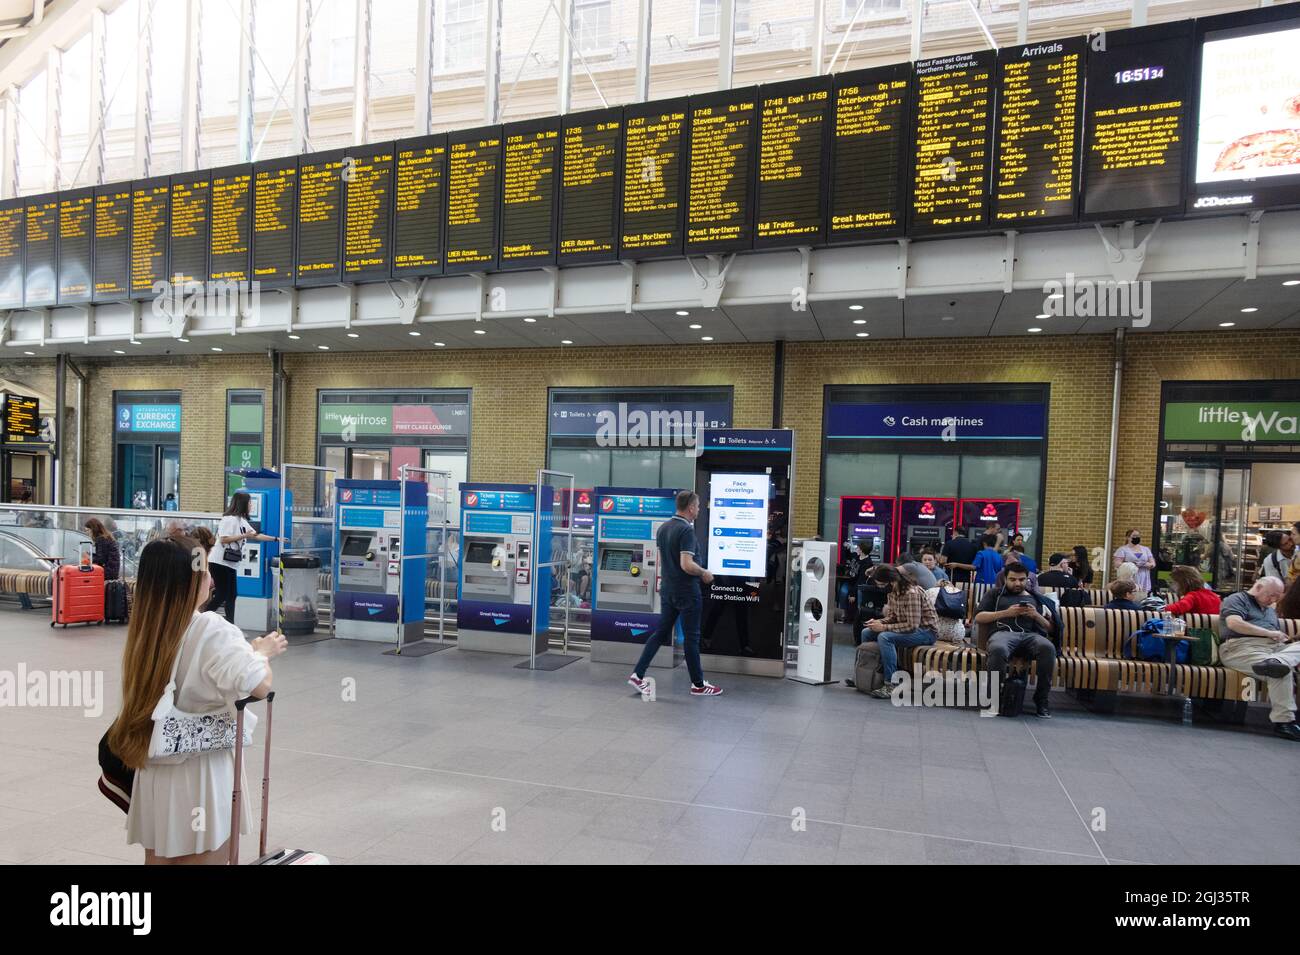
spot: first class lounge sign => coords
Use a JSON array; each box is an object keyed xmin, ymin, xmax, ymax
[{"xmin": 1164, "ymin": 402, "xmax": 1300, "ymax": 442}]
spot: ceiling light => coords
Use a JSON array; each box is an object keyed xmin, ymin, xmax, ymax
[
  {"xmin": 852, "ymin": 319, "xmax": 866, "ymax": 325},
  {"xmin": 473, "ymin": 329, "xmax": 486, "ymax": 335},
  {"xmin": 701, "ymin": 336, "xmax": 713, "ymax": 341},
  {"xmin": 689, "ymin": 323, "xmax": 702, "ymax": 330},
  {"xmin": 129, "ymin": 340, "xmax": 140, "ymax": 345},
  {"xmin": 855, "ymin": 333, "xmax": 869, "ymax": 338},
  {"xmin": 1028, "ymin": 327, "xmax": 1042, "ymax": 333},
  {"xmin": 177, "ymin": 337, "xmax": 189, "ymax": 343},
  {"xmin": 1036, "ymin": 313, "xmax": 1050, "ymax": 319},
  {"xmin": 1284, "ymin": 280, "xmax": 1300, "ymax": 287},
  {"xmin": 524, "ymin": 317, "xmax": 536, "ymax": 323},
  {"xmin": 434, "ymin": 341, "xmax": 445, "ymax": 347},
  {"xmin": 113, "ymin": 349, "xmax": 125, "ymax": 354},
  {"xmin": 1219, "ymin": 322, "xmax": 1235, "ymax": 327},
  {"xmin": 675, "ymin": 310, "xmax": 689, "ymax": 316},
  {"xmin": 210, "ymin": 347, "xmax": 223, "ymax": 352},
  {"xmin": 408, "ymin": 331, "xmax": 421, "ymax": 337},
  {"xmin": 560, "ymin": 339, "xmax": 573, "ymax": 345},
  {"xmin": 1048, "ymin": 292, "xmax": 1064, "ymax": 300},
  {"xmin": 346, "ymin": 332, "xmax": 359, "ymax": 338},
  {"xmin": 288, "ymin": 334, "xmax": 301, "ymax": 340},
  {"xmin": 23, "ymin": 351, "xmax": 34, "ymax": 356},
  {"xmin": 940, "ymin": 315, "xmax": 955, "ymax": 322},
  {"xmin": 317, "ymin": 345, "xmax": 330, "ymax": 350},
  {"xmin": 849, "ymin": 304, "xmax": 863, "ymax": 311},
  {"xmin": 1241, "ymin": 307, "xmax": 1258, "ymax": 313}
]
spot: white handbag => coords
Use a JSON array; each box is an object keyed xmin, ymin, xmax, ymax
[{"xmin": 147, "ymin": 633, "xmax": 255, "ymax": 759}]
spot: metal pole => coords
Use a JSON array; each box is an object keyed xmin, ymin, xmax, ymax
[
  {"xmin": 1102, "ymin": 327, "xmax": 1124, "ymax": 589},
  {"xmin": 634, "ymin": 0, "xmax": 651, "ymax": 103},
  {"xmin": 397, "ymin": 464, "xmax": 406, "ymax": 653},
  {"xmin": 563, "ymin": 472, "xmax": 573, "ymax": 654},
  {"xmin": 438, "ymin": 469, "xmax": 449, "ymax": 644},
  {"xmin": 530, "ymin": 476, "xmax": 540, "ymax": 670},
  {"xmin": 717, "ymin": 0, "xmax": 735, "ymax": 92}
]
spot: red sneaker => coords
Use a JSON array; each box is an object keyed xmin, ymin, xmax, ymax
[
  {"xmin": 690, "ymin": 681, "xmax": 723, "ymax": 696},
  {"xmin": 627, "ymin": 674, "xmax": 650, "ymax": 693}
]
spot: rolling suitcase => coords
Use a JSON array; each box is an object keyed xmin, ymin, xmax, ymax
[
  {"xmin": 51, "ymin": 547, "xmax": 106, "ymax": 628},
  {"xmin": 104, "ymin": 579, "xmax": 129, "ymax": 625},
  {"xmin": 229, "ymin": 692, "xmax": 329, "ymax": 865}
]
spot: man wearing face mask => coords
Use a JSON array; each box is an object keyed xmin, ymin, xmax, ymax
[{"xmin": 1113, "ymin": 528, "xmax": 1155, "ymax": 595}]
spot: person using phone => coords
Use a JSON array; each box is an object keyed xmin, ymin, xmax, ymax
[{"xmin": 974, "ymin": 562, "xmax": 1058, "ymax": 718}]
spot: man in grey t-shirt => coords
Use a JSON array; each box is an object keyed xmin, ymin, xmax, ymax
[{"xmin": 1219, "ymin": 577, "xmax": 1300, "ymax": 741}]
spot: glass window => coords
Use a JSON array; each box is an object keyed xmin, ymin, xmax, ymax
[
  {"xmin": 575, "ymin": 0, "xmax": 613, "ymax": 53},
  {"xmin": 307, "ymin": 0, "xmax": 357, "ymax": 151},
  {"xmin": 899, "ymin": 454, "xmax": 959, "ymax": 498},
  {"xmin": 431, "ymin": 0, "xmax": 489, "ymax": 130},
  {"xmin": 442, "ymin": 0, "xmax": 486, "ymax": 72},
  {"xmin": 250, "ymin": 0, "xmax": 301, "ymax": 160},
  {"xmin": 960, "ymin": 454, "xmax": 1042, "ymax": 553},
  {"xmin": 551, "ymin": 448, "xmax": 611, "ymax": 490},
  {"xmin": 199, "ymin": 0, "xmax": 243, "ymax": 168},
  {"xmin": 649, "ymin": 1, "xmax": 718, "ymax": 99},
  {"xmin": 369, "ymin": 0, "xmax": 418, "ymax": 140},
  {"xmin": 500, "ymin": 0, "xmax": 561, "ymax": 122},
  {"xmin": 661, "ymin": 450, "xmax": 697, "ymax": 492},
  {"xmin": 821, "ymin": 452, "xmax": 897, "ymax": 540},
  {"xmin": 146, "ymin": 0, "xmax": 186, "ymax": 174},
  {"xmin": 734, "ymin": 0, "xmax": 815, "ymax": 88},
  {"xmin": 102, "ymin": 0, "xmax": 138, "ymax": 182},
  {"xmin": 696, "ymin": 0, "xmax": 750, "ymax": 37},
  {"xmin": 58, "ymin": 34, "xmax": 93, "ymax": 187},
  {"xmin": 568, "ymin": 0, "xmax": 638, "ymax": 111},
  {"xmin": 822, "ymin": 0, "xmax": 912, "ymax": 73},
  {"xmin": 611, "ymin": 449, "xmax": 660, "ymax": 486},
  {"xmin": 17, "ymin": 71, "xmax": 48, "ymax": 195}
]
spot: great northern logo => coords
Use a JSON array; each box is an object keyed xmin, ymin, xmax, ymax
[
  {"xmin": 601, "ymin": 498, "xmax": 615, "ymax": 511},
  {"xmin": 465, "ymin": 492, "xmax": 479, "ymax": 507}
]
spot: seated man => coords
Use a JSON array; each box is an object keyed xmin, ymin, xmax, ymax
[
  {"xmin": 861, "ymin": 564, "xmax": 939, "ymax": 699},
  {"xmin": 974, "ymin": 562, "xmax": 1058, "ymax": 718},
  {"xmin": 1037, "ymin": 553, "xmax": 1079, "ymax": 590},
  {"xmin": 1218, "ymin": 577, "xmax": 1300, "ymax": 741}
]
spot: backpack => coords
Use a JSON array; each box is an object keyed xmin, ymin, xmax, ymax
[
  {"xmin": 854, "ymin": 641, "xmax": 884, "ymax": 694},
  {"xmin": 1127, "ymin": 620, "xmax": 1189, "ymax": 663}
]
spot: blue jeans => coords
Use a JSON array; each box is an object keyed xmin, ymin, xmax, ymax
[
  {"xmin": 635, "ymin": 590, "xmax": 704, "ymax": 686},
  {"xmin": 862, "ymin": 628, "xmax": 937, "ymax": 683}
]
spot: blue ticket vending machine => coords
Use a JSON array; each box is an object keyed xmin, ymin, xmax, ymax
[
  {"xmin": 589, "ymin": 486, "xmax": 681, "ymax": 669},
  {"xmin": 457, "ymin": 482, "xmax": 551, "ymax": 655},
  {"xmin": 333, "ymin": 479, "xmax": 428, "ymax": 644},
  {"xmin": 231, "ymin": 469, "xmax": 292, "ymax": 633}
]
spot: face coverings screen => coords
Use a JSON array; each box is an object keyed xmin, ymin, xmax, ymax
[{"xmin": 707, "ymin": 473, "xmax": 770, "ymax": 577}]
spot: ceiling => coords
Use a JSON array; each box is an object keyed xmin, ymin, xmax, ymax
[{"xmin": 10, "ymin": 272, "xmax": 1299, "ymax": 359}]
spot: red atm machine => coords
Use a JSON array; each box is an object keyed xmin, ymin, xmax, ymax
[
  {"xmin": 957, "ymin": 498, "xmax": 1020, "ymax": 539},
  {"xmin": 896, "ymin": 497, "xmax": 956, "ymax": 560},
  {"xmin": 838, "ymin": 495, "xmax": 897, "ymax": 563}
]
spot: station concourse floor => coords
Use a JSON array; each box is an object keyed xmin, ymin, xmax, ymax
[{"xmin": 4, "ymin": 606, "xmax": 1299, "ymax": 866}]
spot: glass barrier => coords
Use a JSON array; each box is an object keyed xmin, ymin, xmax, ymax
[{"xmin": 0, "ymin": 529, "xmax": 57, "ymax": 573}]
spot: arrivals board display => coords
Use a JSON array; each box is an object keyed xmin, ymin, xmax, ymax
[
  {"xmin": 686, "ymin": 88, "xmax": 758, "ymax": 254},
  {"xmin": 392, "ymin": 135, "xmax": 447, "ymax": 276},
  {"xmin": 343, "ymin": 145, "xmax": 393, "ymax": 280},
  {"xmin": 829, "ymin": 64, "xmax": 911, "ymax": 242},
  {"xmin": 993, "ymin": 38, "xmax": 1084, "ymax": 225},
  {"xmin": 909, "ymin": 50, "xmax": 994, "ymax": 234},
  {"xmin": 445, "ymin": 126, "xmax": 501, "ymax": 273},
  {"xmin": 1082, "ymin": 21, "xmax": 1193, "ymax": 220},
  {"xmin": 252, "ymin": 159, "xmax": 297, "ymax": 287},
  {"xmin": 92, "ymin": 185, "xmax": 131, "ymax": 301},
  {"xmin": 558, "ymin": 107, "xmax": 622, "ymax": 265},
  {"xmin": 499, "ymin": 118, "xmax": 559, "ymax": 269},
  {"xmin": 620, "ymin": 98, "xmax": 686, "ymax": 258},
  {"xmin": 296, "ymin": 150, "xmax": 345, "ymax": 285},
  {"xmin": 3, "ymin": 392, "xmax": 39, "ymax": 444},
  {"xmin": 57, "ymin": 189, "xmax": 94, "ymax": 304},
  {"xmin": 209, "ymin": 165, "xmax": 252, "ymax": 283},
  {"xmin": 168, "ymin": 172, "xmax": 210, "ymax": 286},
  {"xmin": 755, "ymin": 76, "xmax": 832, "ymax": 249},
  {"xmin": 130, "ymin": 178, "xmax": 169, "ymax": 299},
  {"xmin": 0, "ymin": 200, "xmax": 22, "ymax": 309},
  {"xmin": 1189, "ymin": 5, "xmax": 1300, "ymax": 215},
  {"xmin": 24, "ymin": 196, "xmax": 58, "ymax": 308}
]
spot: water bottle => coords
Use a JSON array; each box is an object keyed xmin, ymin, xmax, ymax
[{"xmin": 1182, "ymin": 696, "xmax": 1194, "ymax": 725}]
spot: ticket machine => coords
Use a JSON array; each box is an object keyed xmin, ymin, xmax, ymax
[
  {"xmin": 231, "ymin": 470, "xmax": 292, "ymax": 633},
  {"xmin": 457, "ymin": 482, "xmax": 552, "ymax": 655},
  {"xmin": 333, "ymin": 479, "xmax": 427, "ymax": 644},
  {"xmin": 589, "ymin": 487, "xmax": 679, "ymax": 668}
]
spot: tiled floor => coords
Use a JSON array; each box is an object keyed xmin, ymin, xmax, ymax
[{"xmin": 4, "ymin": 606, "xmax": 1298, "ymax": 865}]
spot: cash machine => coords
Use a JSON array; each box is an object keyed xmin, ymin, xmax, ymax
[
  {"xmin": 333, "ymin": 479, "xmax": 427, "ymax": 644},
  {"xmin": 589, "ymin": 487, "xmax": 679, "ymax": 668},
  {"xmin": 897, "ymin": 497, "xmax": 955, "ymax": 560},
  {"xmin": 457, "ymin": 482, "xmax": 552, "ymax": 654},
  {"xmin": 231, "ymin": 469, "xmax": 292, "ymax": 633}
]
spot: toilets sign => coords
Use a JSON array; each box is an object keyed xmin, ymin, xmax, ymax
[{"xmin": 1164, "ymin": 402, "xmax": 1300, "ymax": 442}]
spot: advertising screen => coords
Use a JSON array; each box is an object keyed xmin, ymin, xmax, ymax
[{"xmin": 706, "ymin": 472, "xmax": 771, "ymax": 578}]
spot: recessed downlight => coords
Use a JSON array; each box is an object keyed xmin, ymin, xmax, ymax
[
  {"xmin": 1219, "ymin": 321, "xmax": 1236, "ymax": 327},
  {"xmin": 849, "ymin": 304, "xmax": 863, "ymax": 311},
  {"xmin": 1036, "ymin": 313, "xmax": 1050, "ymax": 319},
  {"xmin": 1285, "ymin": 280, "xmax": 1300, "ymax": 287},
  {"xmin": 288, "ymin": 334, "xmax": 301, "ymax": 340},
  {"xmin": 675, "ymin": 310, "xmax": 689, "ymax": 316},
  {"xmin": 23, "ymin": 351, "xmax": 34, "ymax": 355},
  {"xmin": 1028, "ymin": 327, "xmax": 1043, "ymax": 333},
  {"xmin": 940, "ymin": 315, "xmax": 955, "ymax": 322},
  {"xmin": 346, "ymin": 332, "xmax": 359, "ymax": 338},
  {"xmin": 560, "ymin": 339, "xmax": 573, "ymax": 345},
  {"xmin": 855, "ymin": 332, "xmax": 869, "ymax": 338},
  {"xmin": 210, "ymin": 346, "xmax": 223, "ymax": 352},
  {"xmin": 852, "ymin": 319, "xmax": 866, "ymax": 325},
  {"xmin": 113, "ymin": 349, "xmax": 125, "ymax": 354},
  {"xmin": 524, "ymin": 317, "xmax": 536, "ymax": 323},
  {"xmin": 177, "ymin": 337, "xmax": 189, "ymax": 343},
  {"xmin": 473, "ymin": 329, "xmax": 486, "ymax": 335},
  {"xmin": 434, "ymin": 341, "xmax": 445, "ymax": 347},
  {"xmin": 689, "ymin": 323, "xmax": 702, "ymax": 330},
  {"xmin": 700, "ymin": 336, "xmax": 714, "ymax": 341},
  {"xmin": 408, "ymin": 331, "xmax": 421, "ymax": 337},
  {"xmin": 1241, "ymin": 307, "xmax": 1258, "ymax": 313},
  {"xmin": 318, "ymin": 345, "xmax": 330, "ymax": 350}
]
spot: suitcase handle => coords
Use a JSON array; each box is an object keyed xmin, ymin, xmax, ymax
[{"xmin": 229, "ymin": 691, "xmax": 275, "ymax": 865}]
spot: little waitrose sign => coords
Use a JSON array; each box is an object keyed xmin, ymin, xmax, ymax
[
  {"xmin": 318, "ymin": 402, "xmax": 468, "ymax": 437},
  {"xmin": 1164, "ymin": 402, "xmax": 1300, "ymax": 442}
]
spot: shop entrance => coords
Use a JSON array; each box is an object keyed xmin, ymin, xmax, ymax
[
  {"xmin": 1158, "ymin": 459, "xmax": 1300, "ymax": 592},
  {"xmin": 3, "ymin": 451, "xmax": 49, "ymax": 503},
  {"xmin": 116, "ymin": 442, "xmax": 180, "ymax": 510}
]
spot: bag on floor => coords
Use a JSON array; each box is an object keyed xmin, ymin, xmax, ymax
[
  {"xmin": 854, "ymin": 641, "xmax": 884, "ymax": 694},
  {"xmin": 104, "ymin": 579, "xmax": 129, "ymax": 624},
  {"xmin": 998, "ymin": 669, "xmax": 1027, "ymax": 717}
]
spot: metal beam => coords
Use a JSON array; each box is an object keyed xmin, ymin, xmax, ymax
[
  {"xmin": 351, "ymin": 0, "xmax": 371, "ymax": 146},
  {"xmin": 557, "ymin": 0, "xmax": 572, "ymax": 115},
  {"xmin": 87, "ymin": 5, "xmax": 105, "ymax": 184},
  {"xmin": 810, "ymin": 0, "xmax": 825, "ymax": 76},
  {"xmin": 634, "ymin": 0, "xmax": 651, "ymax": 102},
  {"xmin": 485, "ymin": 0, "xmax": 502, "ymax": 123},
  {"xmin": 179, "ymin": 0, "xmax": 201, "ymax": 171},
  {"xmin": 911, "ymin": 0, "xmax": 924, "ymax": 61},
  {"xmin": 413, "ymin": 0, "xmax": 433, "ymax": 134},
  {"xmin": 292, "ymin": 0, "xmax": 310, "ymax": 151},
  {"xmin": 236, "ymin": 0, "xmax": 255, "ymax": 162},
  {"xmin": 0, "ymin": 86, "xmax": 16, "ymax": 198},
  {"xmin": 44, "ymin": 45, "xmax": 59, "ymax": 190},
  {"xmin": 717, "ymin": 0, "xmax": 734, "ymax": 91},
  {"xmin": 133, "ymin": 0, "xmax": 152, "ymax": 178}
]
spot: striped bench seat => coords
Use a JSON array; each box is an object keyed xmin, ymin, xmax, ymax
[{"xmin": 0, "ymin": 569, "xmax": 53, "ymax": 596}]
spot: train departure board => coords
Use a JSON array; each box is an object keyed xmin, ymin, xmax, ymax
[
  {"xmin": 755, "ymin": 76, "xmax": 831, "ymax": 249},
  {"xmin": 343, "ymin": 145, "xmax": 393, "ymax": 281},
  {"xmin": 169, "ymin": 172, "xmax": 210, "ymax": 286},
  {"xmin": 558, "ymin": 108, "xmax": 622, "ymax": 265},
  {"xmin": 1189, "ymin": 5, "xmax": 1300, "ymax": 216},
  {"xmin": 253, "ymin": 159, "xmax": 297, "ymax": 287},
  {"xmin": 130, "ymin": 178, "xmax": 170, "ymax": 299},
  {"xmin": 392, "ymin": 135, "xmax": 447, "ymax": 276},
  {"xmin": 93, "ymin": 185, "xmax": 130, "ymax": 301},
  {"xmin": 909, "ymin": 51, "xmax": 994, "ymax": 234},
  {"xmin": 24, "ymin": 196, "xmax": 58, "ymax": 308},
  {"xmin": 296, "ymin": 150, "xmax": 344, "ymax": 285},
  {"xmin": 499, "ymin": 118, "xmax": 559, "ymax": 269},
  {"xmin": 828, "ymin": 64, "xmax": 911, "ymax": 243},
  {"xmin": 0, "ymin": 200, "xmax": 22, "ymax": 309},
  {"xmin": 57, "ymin": 189, "xmax": 94, "ymax": 304},
  {"xmin": 209, "ymin": 165, "xmax": 252, "ymax": 283},
  {"xmin": 1082, "ymin": 22, "xmax": 1193, "ymax": 220},
  {"xmin": 686, "ymin": 88, "xmax": 758, "ymax": 254},
  {"xmin": 446, "ymin": 127, "xmax": 501, "ymax": 273},
  {"xmin": 621, "ymin": 98, "xmax": 687, "ymax": 258},
  {"xmin": 3, "ymin": 392, "xmax": 39, "ymax": 444},
  {"xmin": 993, "ymin": 38, "xmax": 1084, "ymax": 225}
]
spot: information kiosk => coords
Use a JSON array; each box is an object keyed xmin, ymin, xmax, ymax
[
  {"xmin": 333, "ymin": 479, "xmax": 427, "ymax": 644},
  {"xmin": 457, "ymin": 483, "xmax": 552, "ymax": 654},
  {"xmin": 230, "ymin": 469, "xmax": 291, "ymax": 633},
  {"xmin": 589, "ymin": 486, "xmax": 679, "ymax": 669}
]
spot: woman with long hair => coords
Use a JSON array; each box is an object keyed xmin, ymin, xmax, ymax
[
  {"xmin": 84, "ymin": 517, "xmax": 121, "ymax": 582},
  {"xmin": 108, "ymin": 533, "xmax": 287, "ymax": 864},
  {"xmin": 860, "ymin": 564, "xmax": 938, "ymax": 699},
  {"xmin": 1069, "ymin": 545, "xmax": 1094, "ymax": 586},
  {"xmin": 206, "ymin": 490, "xmax": 280, "ymax": 623},
  {"xmin": 1163, "ymin": 564, "xmax": 1221, "ymax": 617}
]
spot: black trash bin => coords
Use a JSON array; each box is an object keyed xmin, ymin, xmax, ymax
[{"xmin": 272, "ymin": 553, "xmax": 322, "ymax": 636}]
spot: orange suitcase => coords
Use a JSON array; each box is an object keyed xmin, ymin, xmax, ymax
[{"xmin": 52, "ymin": 554, "xmax": 105, "ymax": 628}]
